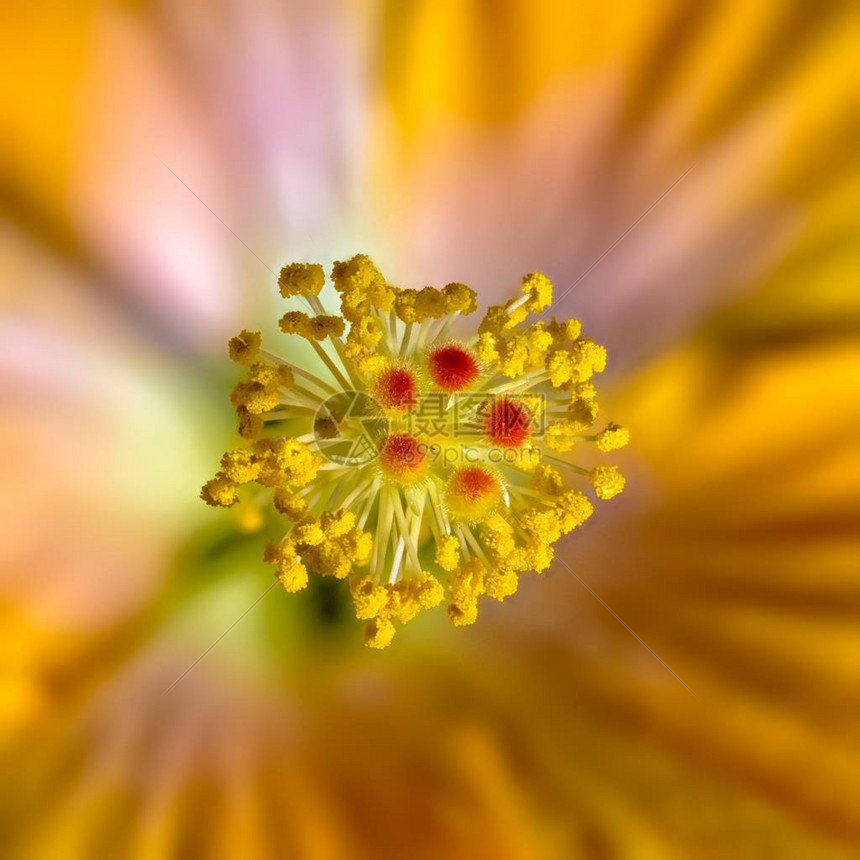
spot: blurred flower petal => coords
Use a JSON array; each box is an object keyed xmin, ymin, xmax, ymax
[{"xmin": 1, "ymin": 0, "xmax": 859, "ymax": 855}]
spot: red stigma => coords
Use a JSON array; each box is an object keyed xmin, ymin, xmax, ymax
[
  {"xmin": 484, "ymin": 397, "xmax": 530, "ymax": 448},
  {"xmin": 373, "ymin": 365, "xmax": 418, "ymax": 411},
  {"xmin": 444, "ymin": 464, "xmax": 504, "ymax": 520},
  {"xmin": 427, "ymin": 343, "xmax": 480, "ymax": 392},
  {"xmin": 378, "ymin": 433, "xmax": 428, "ymax": 484},
  {"xmin": 449, "ymin": 465, "xmax": 498, "ymax": 501}
]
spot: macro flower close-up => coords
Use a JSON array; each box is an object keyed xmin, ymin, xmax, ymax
[
  {"xmin": 2, "ymin": 1, "xmax": 859, "ymax": 857},
  {"xmin": 201, "ymin": 254, "xmax": 626, "ymax": 648}
]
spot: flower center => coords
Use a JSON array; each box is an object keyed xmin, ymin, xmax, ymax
[
  {"xmin": 372, "ymin": 364, "xmax": 419, "ymax": 411},
  {"xmin": 484, "ymin": 396, "xmax": 530, "ymax": 448},
  {"xmin": 427, "ymin": 342, "xmax": 480, "ymax": 391},
  {"xmin": 378, "ymin": 433, "xmax": 428, "ymax": 484},
  {"xmin": 444, "ymin": 464, "xmax": 504, "ymax": 520}
]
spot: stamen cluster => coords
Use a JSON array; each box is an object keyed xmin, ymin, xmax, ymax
[{"xmin": 201, "ymin": 255, "xmax": 629, "ymax": 648}]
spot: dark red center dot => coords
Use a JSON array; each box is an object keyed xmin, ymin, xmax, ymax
[
  {"xmin": 427, "ymin": 343, "xmax": 480, "ymax": 392},
  {"xmin": 374, "ymin": 365, "xmax": 418, "ymax": 411},
  {"xmin": 484, "ymin": 396, "xmax": 530, "ymax": 448}
]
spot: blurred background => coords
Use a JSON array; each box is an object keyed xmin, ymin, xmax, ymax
[{"xmin": 1, "ymin": 1, "xmax": 859, "ymax": 857}]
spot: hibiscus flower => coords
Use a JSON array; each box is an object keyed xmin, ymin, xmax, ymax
[{"xmin": 1, "ymin": 1, "xmax": 858, "ymax": 856}]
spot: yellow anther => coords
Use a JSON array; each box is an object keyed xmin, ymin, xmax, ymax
[
  {"xmin": 247, "ymin": 361, "xmax": 279, "ymax": 386},
  {"xmin": 320, "ymin": 509, "xmax": 356, "ymax": 538},
  {"xmin": 568, "ymin": 391, "xmax": 599, "ymax": 431},
  {"xmin": 228, "ymin": 329, "xmax": 262, "ymax": 365},
  {"xmin": 264, "ymin": 540, "xmax": 308, "ymax": 594},
  {"xmin": 350, "ymin": 576, "xmax": 390, "ymax": 619},
  {"xmin": 482, "ymin": 513, "xmax": 513, "ymax": 534},
  {"xmin": 546, "ymin": 349, "xmax": 575, "ymax": 388},
  {"xmin": 387, "ymin": 582, "xmax": 422, "ymax": 623},
  {"xmin": 331, "ymin": 254, "xmax": 395, "ymax": 315},
  {"xmin": 278, "ymin": 262, "xmax": 325, "ymax": 298},
  {"xmin": 251, "ymin": 438, "xmax": 320, "ymax": 487},
  {"xmin": 595, "ymin": 423, "xmax": 630, "ymax": 452},
  {"xmin": 475, "ymin": 331, "xmax": 500, "ymax": 363},
  {"xmin": 220, "ymin": 449, "xmax": 260, "ymax": 484},
  {"xmin": 339, "ymin": 528, "xmax": 373, "ymax": 566},
  {"xmin": 518, "ymin": 506, "xmax": 562, "ymax": 545},
  {"xmin": 478, "ymin": 305, "xmax": 508, "ymax": 336},
  {"xmin": 591, "ymin": 465, "xmax": 626, "ymax": 500},
  {"xmin": 416, "ymin": 287, "xmax": 448, "ymax": 318},
  {"xmin": 304, "ymin": 539, "xmax": 352, "ymax": 578},
  {"xmin": 353, "ymin": 315, "xmax": 383, "ymax": 348},
  {"xmin": 521, "ymin": 272, "xmax": 552, "ymax": 314},
  {"xmin": 570, "ymin": 338, "xmax": 607, "ymax": 379},
  {"xmin": 544, "ymin": 420, "xmax": 579, "ymax": 452},
  {"xmin": 416, "ymin": 571, "xmax": 445, "ymax": 609},
  {"xmin": 555, "ymin": 490, "xmax": 593, "ymax": 532},
  {"xmin": 497, "ymin": 546, "xmax": 531, "ymax": 576},
  {"xmin": 484, "ymin": 567, "xmax": 519, "ymax": 601},
  {"xmin": 365, "ymin": 617, "xmax": 396, "ymax": 649},
  {"xmin": 292, "ymin": 518, "xmax": 326, "ymax": 548},
  {"xmin": 394, "ymin": 289, "xmax": 421, "ymax": 324},
  {"xmin": 503, "ymin": 300, "xmax": 529, "ymax": 329},
  {"xmin": 442, "ymin": 282, "xmax": 477, "ymax": 315},
  {"xmin": 546, "ymin": 317, "xmax": 581, "ymax": 343},
  {"xmin": 343, "ymin": 339, "xmax": 389, "ymax": 375},
  {"xmin": 230, "ymin": 380, "xmax": 280, "ymax": 415},
  {"xmin": 480, "ymin": 524, "xmax": 516, "ymax": 562},
  {"xmin": 526, "ymin": 325, "xmax": 554, "ymax": 368},
  {"xmin": 237, "ymin": 407, "xmax": 264, "ymax": 439},
  {"xmin": 276, "ymin": 562, "xmax": 309, "ymax": 592},
  {"xmin": 200, "ymin": 475, "xmax": 239, "ymax": 507},
  {"xmin": 434, "ymin": 534, "xmax": 461, "ymax": 571},
  {"xmin": 263, "ymin": 537, "xmax": 298, "ymax": 570},
  {"xmin": 546, "ymin": 339, "xmax": 607, "ymax": 388},
  {"xmin": 273, "ymin": 488, "xmax": 308, "ymax": 519},
  {"xmin": 279, "ymin": 311, "xmax": 345, "ymax": 341},
  {"xmin": 497, "ymin": 337, "xmax": 528, "ymax": 377},
  {"xmin": 449, "ymin": 558, "xmax": 486, "ymax": 608},
  {"xmin": 277, "ymin": 365, "xmax": 295, "ymax": 388},
  {"xmin": 527, "ymin": 541, "xmax": 554, "ymax": 573},
  {"xmin": 229, "ymin": 359, "xmax": 292, "ymax": 419},
  {"xmin": 448, "ymin": 599, "xmax": 478, "ymax": 627},
  {"xmin": 529, "ymin": 463, "xmax": 564, "ymax": 496}
]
